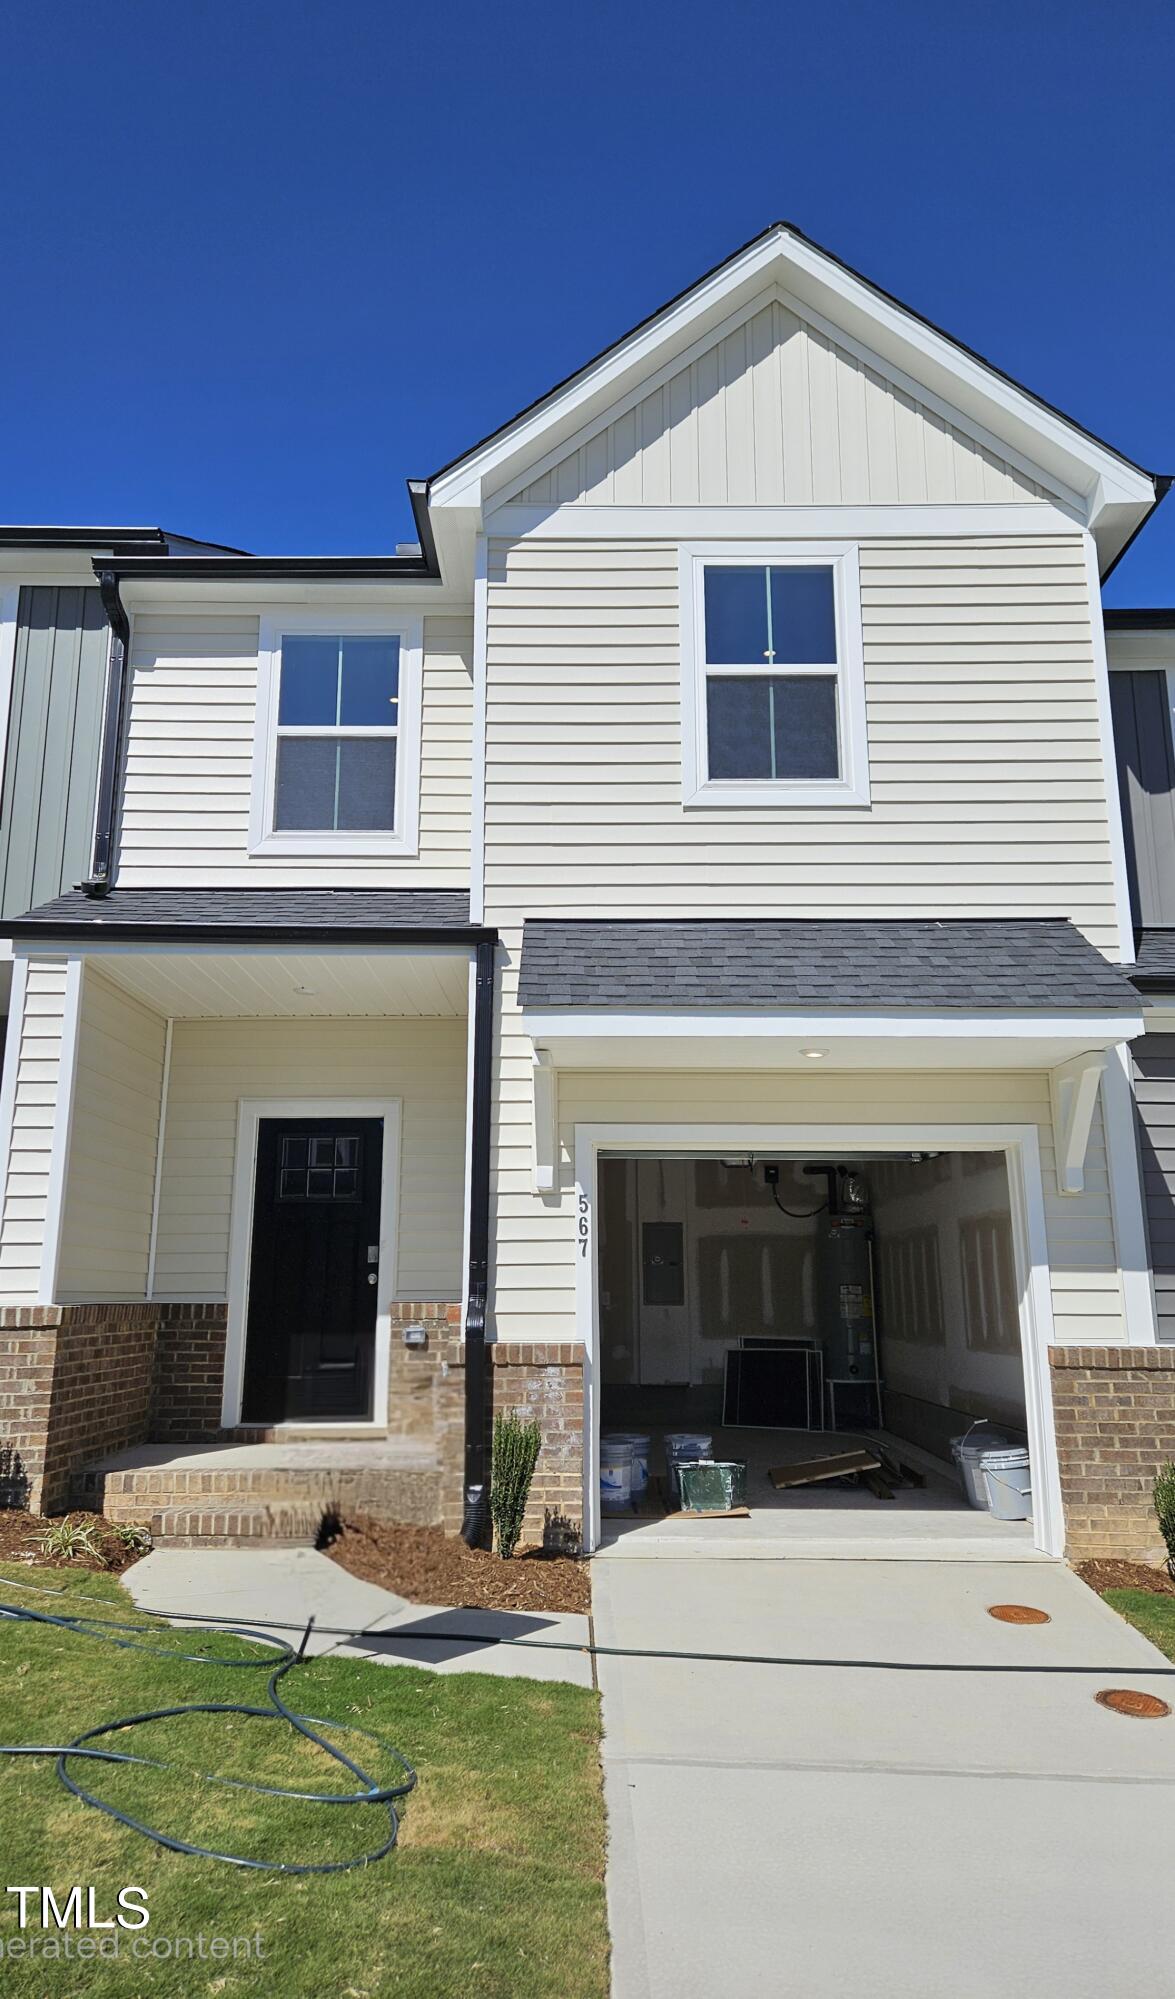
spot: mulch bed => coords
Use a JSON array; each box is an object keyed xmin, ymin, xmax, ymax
[
  {"xmin": 322, "ymin": 1516, "xmax": 591, "ymax": 1615},
  {"xmin": 1076, "ymin": 1557, "xmax": 1175, "ymax": 1599},
  {"xmin": 0, "ymin": 1508, "xmax": 147, "ymax": 1574}
]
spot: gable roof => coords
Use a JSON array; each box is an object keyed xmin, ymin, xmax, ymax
[{"xmin": 428, "ymin": 221, "xmax": 1161, "ymax": 574}]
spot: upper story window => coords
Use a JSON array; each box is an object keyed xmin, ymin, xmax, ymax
[
  {"xmin": 250, "ymin": 613, "xmax": 422, "ymax": 856},
  {"xmin": 679, "ymin": 543, "xmax": 868, "ymax": 808}
]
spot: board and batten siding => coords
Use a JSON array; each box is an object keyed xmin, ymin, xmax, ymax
[
  {"xmin": 0, "ymin": 587, "xmax": 108, "ymax": 922},
  {"xmin": 0, "ymin": 959, "xmax": 69, "ymax": 1298},
  {"xmin": 57, "ymin": 969, "xmax": 166, "ymax": 1302},
  {"xmin": 151, "ymin": 1016, "xmax": 466, "ymax": 1303},
  {"xmin": 1108, "ymin": 669, "xmax": 1175, "ymax": 929},
  {"xmin": 1131, "ymin": 1029, "xmax": 1175, "ymax": 1342},
  {"xmin": 115, "ymin": 611, "xmax": 473, "ymax": 887},
  {"xmin": 510, "ymin": 300, "xmax": 1044, "ymax": 509},
  {"xmin": 483, "ymin": 533, "xmax": 1120, "ymax": 946},
  {"xmin": 488, "ymin": 1059, "xmax": 1123, "ymax": 1349}
]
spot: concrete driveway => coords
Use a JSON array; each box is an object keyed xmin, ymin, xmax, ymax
[{"xmin": 592, "ymin": 1556, "xmax": 1175, "ymax": 1999}]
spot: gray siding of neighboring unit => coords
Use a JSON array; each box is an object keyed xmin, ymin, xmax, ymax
[
  {"xmin": 1132, "ymin": 1032, "xmax": 1175, "ymax": 1341},
  {"xmin": 0, "ymin": 588, "xmax": 107, "ymax": 921},
  {"xmin": 1109, "ymin": 669, "xmax": 1175, "ymax": 927}
]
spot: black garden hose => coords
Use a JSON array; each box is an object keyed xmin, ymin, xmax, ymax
[{"xmin": 0, "ymin": 1585, "xmax": 416, "ymax": 1874}]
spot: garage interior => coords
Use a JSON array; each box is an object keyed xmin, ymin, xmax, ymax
[{"xmin": 597, "ymin": 1150, "xmax": 1031, "ymax": 1521}]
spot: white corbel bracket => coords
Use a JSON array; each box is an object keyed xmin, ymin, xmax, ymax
[
  {"xmin": 532, "ymin": 1046, "xmax": 557, "ymax": 1194},
  {"xmin": 1049, "ymin": 1050, "xmax": 1107, "ymax": 1195}
]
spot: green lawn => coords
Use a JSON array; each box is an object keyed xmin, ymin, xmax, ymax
[
  {"xmin": 1102, "ymin": 1587, "xmax": 1175, "ymax": 1664},
  {"xmin": 0, "ymin": 1563, "xmax": 608, "ymax": 1998}
]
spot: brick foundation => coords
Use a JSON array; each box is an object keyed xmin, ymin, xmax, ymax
[
  {"xmin": 1050, "ymin": 1345, "xmax": 1175, "ymax": 1562},
  {"xmin": 388, "ymin": 1307, "xmax": 585, "ymax": 1549}
]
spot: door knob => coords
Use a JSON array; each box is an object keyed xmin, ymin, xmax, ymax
[{"xmin": 367, "ymin": 1273, "xmax": 377, "ymax": 1286}]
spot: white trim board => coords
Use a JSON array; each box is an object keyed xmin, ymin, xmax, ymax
[
  {"xmin": 222, "ymin": 1095, "xmax": 402, "ymax": 1431},
  {"xmin": 39, "ymin": 957, "xmax": 85, "ymax": 1304},
  {"xmin": 1083, "ymin": 529, "xmax": 1135, "ymax": 966},
  {"xmin": 0, "ymin": 585, "xmax": 20, "ymax": 809},
  {"xmin": 484, "ymin": 500, "xmax": 1081, "ymax": 543},
  {"xmin": 573, "ymin": 1118, "xmax": 1064, "ymax": 1559}
]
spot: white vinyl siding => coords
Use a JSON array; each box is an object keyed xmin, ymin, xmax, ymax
[
  {"xmin": 488, "ymin": 1044, "xmax": 1125, "ymax": 1350},
  {"xmin": 57, "ymin": 969, "xmax": 166, "ymax": 1302},
  {"xmin": 510, "ymin": 300, "xmax": 1045, "ymax": 509},
  {"xmin": 116, "ymin": 611, "xmax": 472, "ymax": 887},
  {"xmin": 152, "ymin": 1017, "xmax": 466, "ymax": 1302},
  {"xmin": 0, "ymin": 959, "xmax": 69, "ymax": 1298},
  {"xmin": 483, "ymin": 533, "xmax": 1120, "ymax": 949}
]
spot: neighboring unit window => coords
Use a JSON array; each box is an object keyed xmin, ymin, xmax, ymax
[
  {"xmin": 274, "ymin": 634, "xmax": 400, "ymax": 832},
  {"xmin": 681, "ymin": 544, "xmax": 867, "ymax": 808}
]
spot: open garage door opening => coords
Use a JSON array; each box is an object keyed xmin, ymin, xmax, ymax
[{"xmin": 596, "ymin": 1148, "xmax": 1034, "ymax": 1545}]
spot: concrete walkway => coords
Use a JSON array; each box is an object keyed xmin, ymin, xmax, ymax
[
  {"xmin": 125, "ymin": 1547, "xmax": 593, "ymax": 1687},
  {"xmin": 592, "ymin": 1555, "xmax": 1175, "ymax": 1999}
]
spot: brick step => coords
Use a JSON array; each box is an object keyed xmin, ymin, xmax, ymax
[
  {"xmin": 79, "ymin": 1457, "xmax": 442, "ymax": 1529},
  {"xmin": 150, "ymin": 1501, "xmax": 324, "ymax": 1549}
]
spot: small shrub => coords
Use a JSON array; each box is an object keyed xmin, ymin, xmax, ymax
[
  {"xmin": 1155, "ymin": 1463, "xmax": 1175, "ymax": 1576},
  {"xmin": 108, "ymin": 1522, "xmax": 153, "ymax": 1557},
  {"xmin": 27, "ymin": 1514, "xmax": 102, "ymax": 1562},
  {"xmin": 490, "ymin": 1411, "xmax": 542, "ymax": 1559}
]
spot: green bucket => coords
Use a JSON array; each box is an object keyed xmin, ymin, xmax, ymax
[{"xmin": 678, "ymin": 1460, "xmax": 747, "ymax": 1512}]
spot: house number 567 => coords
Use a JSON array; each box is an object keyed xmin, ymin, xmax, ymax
[{"xmin": 578, "ymin": 1195, "xmax": 590, "ymax": 1258}]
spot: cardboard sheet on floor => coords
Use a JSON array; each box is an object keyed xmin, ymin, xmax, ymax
[
  {"xmin": 664, "ymin": 1506, "xmax": 751, "ymax": 1520},
  {"xmin": 768, "ymin": 1448, "xmax": 881, "ymax": 1489}
]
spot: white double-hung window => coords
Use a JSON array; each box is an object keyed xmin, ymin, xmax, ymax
[
  {"xmin": 679, "ymin": 544, "xmax": 867, "ymax": 807},
  {"xmin": 251, "ymin": 613, "xmax": 422, "ymax": 855}
]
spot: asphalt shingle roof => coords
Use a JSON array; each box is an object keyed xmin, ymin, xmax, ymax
[
  {"xmin": 1132, "ymin": 929, "xmax": 1175, "ymax": 987},
  {"xmin": 3, "ymin": 887, "xmax": 475, "ymax": 937},
  {"xmin": 517, "ymin": 918, "xmax": 1138, "ymax": 1012}
]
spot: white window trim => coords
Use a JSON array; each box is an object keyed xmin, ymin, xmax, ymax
[
  {"xmin": 249, "ymin": 610, "xmax": 423, "ymax": 858},
  {"xmin": 678, "ymin": 541, "xmax": 868, "ymax": 809}
]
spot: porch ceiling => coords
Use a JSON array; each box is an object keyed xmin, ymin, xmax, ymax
[{"xmin": 91, "ymin": 947, "xmax": 469, "ymax": 1019}]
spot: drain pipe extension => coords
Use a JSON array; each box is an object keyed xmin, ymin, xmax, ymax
[
  {"xmin": 460, "ymin": 935, "xmax": 496, "ymax": 1544},
  {"xmin": 84, "ymin": 565, "xmax": 131, "ymax": 896}
]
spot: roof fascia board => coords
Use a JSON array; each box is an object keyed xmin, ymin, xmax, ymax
[
  {"xmin": 435, "ymin": 225, "xmax": 1154, "ymax": 524},
  {"xmin": 522, "ymin": 1008, "xmax": 1141, "ymax": 1040},
  {"xmin": 7, "ymin": 923, "xmax": 496, "ymax": 949}
]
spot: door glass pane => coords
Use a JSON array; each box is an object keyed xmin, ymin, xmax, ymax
[
  {"xmin": 275, "ymin": 736, "xmax": 338, "ymax": 828},
  {"xmin": 707, "ymin": 675, "xmax": 839, "ymax": 780},
  {"xmin": 337, "ymin": 738, "xmax": 397, "ymax": 830},
  {"xmin": 279, "ymin": 636, "xmax": 339, "ymax": 725},
  {"xmin": 703, "ymin": 567, "xmax": 769, "ymax": 663},
  {"xmin": 340, "ymin": 636, "xmax": 399, "ymax": 724},
  {"xmin": 769, "ymin": 567, "xmax": 837, "ymax": 663}
]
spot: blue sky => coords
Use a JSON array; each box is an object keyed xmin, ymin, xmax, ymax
[{"xmin": 2, "ymin": 0, "xmax": 1172, "ymax": 599}]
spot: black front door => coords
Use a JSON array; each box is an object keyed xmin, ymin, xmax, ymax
[{"xmin": 242, "ymin": 1117, "xmax": 383, "ymax": 1422}]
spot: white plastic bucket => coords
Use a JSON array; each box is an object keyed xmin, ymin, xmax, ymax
[
  {"xmin": 951, "ymin": 1423, "xmax": 1014, "ymax": 1510},
  {"xmin": 600, "ymin": 1437, "xmax": 634, "ymax": 1514},
  {"xmin": 604, "ymin": 1432, "xmax": 650, "ymax": 1497},
  {"xmin": 983, "ymin": 1449, "xmax": 1032, "ymax": 1522}
]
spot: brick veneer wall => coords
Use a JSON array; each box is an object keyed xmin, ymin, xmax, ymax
[
  {"xmin": 0, "ymin": 1306, "xmax": 157, "ymax": 1513},
  {"xmin": 1050, "ymin": 1345, "xmax": 1175, "ymax": 1561},
  {"xmin": 388, "ymin": 1306, "xmax": 585, "ymax": 1549},
  {"xmin": 151, "ymin": 1307, "xmax": 229, "ymax": 1440}
]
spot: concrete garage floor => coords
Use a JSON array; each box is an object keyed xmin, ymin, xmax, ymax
[{"xmin": 592, "ymin": 1556, "xmax": 1175, "ymax": 1999}]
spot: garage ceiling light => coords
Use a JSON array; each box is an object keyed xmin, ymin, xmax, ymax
[{"xmin": 799, "ymin": 1047, "xmax": 828, "ymax": 1060}]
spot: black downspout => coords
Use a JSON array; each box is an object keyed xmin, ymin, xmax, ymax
[
  {"xmin": 83, "ymin": 567, "xmax": 130, "ymax": 897},
  {"xmin": 460, "ymin": 936, "xmax": 496, "ymax": 1545}
]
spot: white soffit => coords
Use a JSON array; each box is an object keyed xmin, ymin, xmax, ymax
[
  {"xmin": 430, "ymin": 224, "xmax": 1154, "ymax": 560},
  {"xmin": 87, "ymin": 948, "xmax": 469, "ymax": 1020}
]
